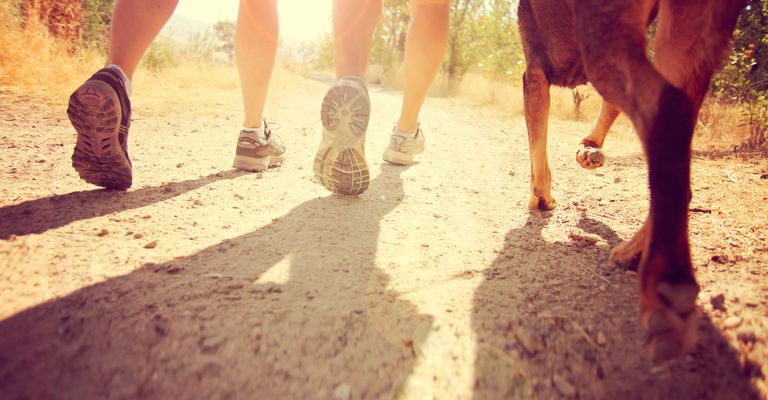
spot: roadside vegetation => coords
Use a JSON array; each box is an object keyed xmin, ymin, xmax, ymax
[{"xmin": 2, "ymin": 0, "xmax": 766, "ymax": 152}]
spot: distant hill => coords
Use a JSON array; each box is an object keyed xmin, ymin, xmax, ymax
[{"xmin": 161, "ymin": 14, "xmax": 216, "ymax": 40}]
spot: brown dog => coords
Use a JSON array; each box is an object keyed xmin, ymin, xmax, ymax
[{"xmin": 518, "ymin": 0, "xmax": 745, "ymax": 362}]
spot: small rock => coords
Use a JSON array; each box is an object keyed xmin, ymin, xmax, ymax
[
  {"xmin": 193, "ymin": 199, "xmax": 203, "ymax": 206},
  {"xmin": 333, "ymin": 384, "xmax": 351, "ymax": 400},
  {"xmin": 736, "ymin": 329, "xmax": 757, "ymax": 344},
  {"xmin": 650, "ymin": 365, "xmax": 668, "ymax": 375},
  {"xmin": 234, "ymin": 193, "xmax": 244, "ymax": 200},
  {"xmin": 596, "ymin": 332, "xmax": 607, "ymax": 346},
  {"xmin": 201, "ymin": 335, "xmax": 227, "ymax": 353},
  {"xmin": 133, "ymin": 233, "xmax": 144, "ymax": 239},
  {"xmin": 723, "ymin": 316, "xmax": 743, "ymax": 329},
  {"xmin": 144, "ymin": 240, "xmax": 158, "ymax": 249},
  {"xmin": 710, "ymin": 254, "xmax": 729, "ymax": 264},
  {"xmin": 256, "ymin": 173, "xmax": 264, "ymax": 179},
  {"xmin": 516, "ymin": 331, "xmax": 545, "ymax": 355},
  {"xmin": 710, "ymin": 293, "xmax": 727, "ymax": 311},
  {"xmin": 614, "ymin": 177, "xmax": 622, "ymax": 183},
  {"xmin": 508, "ymin": 170, "xmax": 516, "ymax": 176},
  {"xmin": 176, "ymin": 163, "xmax": 184, "ymax": 168},
  {"xmin": 568, "ymin": 232, "xmax": 597, "ymax": 246},
  {"xmin": 97, "ymin": 229, "xmax": 109, "ymax": 237},
  {"xmin": 433, "ymin": 213, "xmax": 443, "ymax": 219},
  {"xmin": 552, "ymin": 373, "xmax": 576, "ymax": 397}
]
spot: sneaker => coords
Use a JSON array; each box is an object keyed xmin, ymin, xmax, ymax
[
  {"xmin": 383, "ymin": 125, "xmax": 425, "ymax": 165},
  {"xmin": 67, "ymin": 66, "xmax": 133, "ymax": 190},
  {"xmin": 233, "ymin": 121, "xmax": 286, "ymax": 172},
  {"xmin": 313, "ymin": 76, "xmax": 370, "ymax": 195}
]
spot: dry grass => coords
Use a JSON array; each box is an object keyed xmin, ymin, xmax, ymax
[
  {"xmin": 0, "ymin": 3, "xmax": 100, "ymax": 95},
  {"xmin": 423, "ymin": 70, "xmax": 749, "ymax": 152}
]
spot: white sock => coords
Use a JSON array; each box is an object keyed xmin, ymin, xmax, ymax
[
  {"xmin": 106, "ymin": 64, "xmax": 132, "ymax": 97},
  {"xmin": 242, "ymin": 124, "xmax": 266, "ymax": 139},
  {"xmin": 395, "ymin": 123, "xmax": 419, "ymax": 137}
]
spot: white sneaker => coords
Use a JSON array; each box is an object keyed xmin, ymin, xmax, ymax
[
  {"xmin": 313, "ymin": 76, "xmax": 371, "ymax": 195},
  {"xmin": 233, "ymin": 121, "xmax": 286, "ymax": 172},
  {"xmin": 383, "ymin": 125, "xmax": 425, "ymax": 165}
]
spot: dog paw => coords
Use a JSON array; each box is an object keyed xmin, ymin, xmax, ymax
[
  {"xmin": 528, "ymin": 194, "xmax": 556, "ymax": 211},
  {"xmin": 609, "ymin": 240, "xmax": 642, "ymax": 270},
  {"xmin": 642, "ymin": 281, "xmax": 700, "ymax": 363},
  {"xmin": 576, "ymin": 146, "xmax": 605, "ymax": 170}
]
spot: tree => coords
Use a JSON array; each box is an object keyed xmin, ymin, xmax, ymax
[
  {"xmin": 80, "ymin": 0, "xmax": 114, "ymax": 52},
  {"xmin": 213, "ymin": 20, "xmax": 235, "ymax": 64},
  {"xmin": 443, "ymin": 0, "xmax": 483, "ymax": 83}
]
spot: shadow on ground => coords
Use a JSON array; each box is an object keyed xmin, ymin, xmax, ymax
[
  {"xmin": 0, "ymin": 165, "xmax": 431, "ymax": 399},
  {"xmin": 472, "ymin": 212, "xmax": 760, "ymax": 399},
  {"xmin": 0, "ymin": 169, "xmax": 248, "ymax": 239}
]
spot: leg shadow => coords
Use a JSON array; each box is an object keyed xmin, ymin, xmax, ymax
[
  {"xmin": 0, "ymin": 165, "xmax": 432, "ymax": 399},
  {"xmin": 0, "ymin": 169, "xmax": 247, "ymax": 239}
]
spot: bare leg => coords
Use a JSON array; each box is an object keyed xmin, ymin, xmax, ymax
[
  {"xmin": 396, "ymin": 0, "xmax": 449, "ymax": 133},
  {"xmin": 332, "ymin": 0, "xmax": 382, "ymax": 78},
  {"xmin": 236, "ymin": 0, "xmax": 279, "ymax": 128},
  {"xmin": 106, "ymin": 0, "xmax": 179, "ymax": 79},
  {"xmin": 576, "ymin": 99, "xmax": 620, "ymax": 169}
]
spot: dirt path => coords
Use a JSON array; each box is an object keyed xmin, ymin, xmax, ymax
[{"xmin": 1, "ymin": 74, "xmax": 766, "ymax": 399}]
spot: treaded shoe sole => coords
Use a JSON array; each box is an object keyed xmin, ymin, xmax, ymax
[
  {"xmin": 233, "ymin": 154, "xmax": 284, "ymax": 172},
  {"xmin": 314, "ymin": 82, "xmax": 371, "ymax": 195},
  {"xmin": 67, "ymin": 80, "xmax": 132, "ymax": 190}
]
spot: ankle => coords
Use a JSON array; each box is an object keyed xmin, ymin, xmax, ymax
[{"xmin": 106, "ymin": 64, "xmax": 132, "ymax": 97}]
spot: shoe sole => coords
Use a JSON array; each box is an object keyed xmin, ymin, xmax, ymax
[
  {"xmin": 233, "ymin": 154, "xmax": 284, "ymax": 172},
  {"xmin": 67, "ymin": 80, "xmax": 132, "ymax": 190},
  {"xmin": 314, "ymin": 81, "xmax": 370, "ymax": 196},
  {"xmin": 383, "ymin": 147, "xmax": 424, "ymax": 166}
]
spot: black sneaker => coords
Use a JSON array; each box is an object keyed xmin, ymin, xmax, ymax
[{"xmin": 67, "ymin": 67, "xmax": 132, "ymax": 190}]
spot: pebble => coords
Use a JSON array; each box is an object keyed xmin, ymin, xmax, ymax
[
  {"xmin": 552, "ymin": 373, "xmax": 576, "ymax": 397},
  {"xmin": 650, "ymin": 365, "xmax": 668, "ymax": 375},
  {"xmin": 333, "ymin": 383, "xmax": 351, "ymax": 400},
  {"xmin": 193, "ymin": 199, "xmax": 203, "ymax": 206},
  {"xmin": 144, "ymin": 240, "xmax": 158, "ymax": 249},
  {"xmin": 596, "ymin": 332, "xmax": 607, "ymax": 346},
  {"xmin": 201, "ymin": 335, "xmax": 227, "ymax": 353},
  {"xmin": 134, "ymin": 233, "xmax": 144, "ymax": 239},
  {"xmin": 176, "ymin": 163, "xmax": 184, "ymax": 168},
  {"xmin": 723, "ymin": 316, "xmax": 743, "ymax": 329},
  {"xmin": 97, "ymin": 229, "xmax": 109, "ymax": 237},
  {"xmin": 614, "ymin": 177, "xmax": 622, "ymax": 183},
  {"xmin": 516, "ymin": 331, "xmax": 545, "ymax": 355},
  {"xmin": 710, "ymin": 293, "xmax": 727, "ymax": 311},
  {"xmin": 736, "ymin": 329, "xmax": 757, "ymax": 344}
]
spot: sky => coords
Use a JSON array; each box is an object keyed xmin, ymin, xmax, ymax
[{"xmin": 173, "ymin": 0, "xmax": 332, "ymax": 45}]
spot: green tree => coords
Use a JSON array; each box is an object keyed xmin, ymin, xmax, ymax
[
  {"xmin": 81, "ymin": 0, "xmax": 114, "ymax": 52},
  {"xmin": 443, "ymin": 0, "xmax": 483, "ymax": 83},
  {"xmin": 213, "ymin": 20, "xmax": 235, "ymax": 64},
  {"xmin": 713, "ymin": 0, "xmax": 768, "ymax": 148},
  {"xmin": 370, "ymin": 0, "xmax": 410, "ymax": 69}
]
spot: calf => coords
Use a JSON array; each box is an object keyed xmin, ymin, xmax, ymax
[{"xmin": 518, "ymin": 0, "xmax": 745, "ymax": 361}]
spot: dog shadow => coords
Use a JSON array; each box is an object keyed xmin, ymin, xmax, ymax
[{"xmin": 471, "ymin": 212, "xmax": 760, "ymax": 399}]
